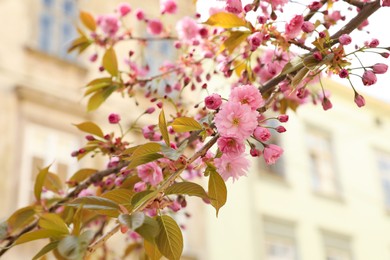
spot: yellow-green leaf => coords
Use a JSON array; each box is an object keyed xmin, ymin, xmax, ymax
[
  {"xmin": 171, "ymin": 117, "xmax": 202, "ymax": 133},
  {"xmin": 7, "ymin": 206, "xmax": 36, "ymax": 231},
  {"xmin": 165, "ymin": 182, "xmax": 209, "ymax": 199},
  {"xmin": 144, "ymin": 239, "xmax": 162, "ymax": 260},
  {"xmin": 80, "ymin": 11, "xmax": 96, "ymax": 31},
  {"xmin": 122, "ymin": 243, "xmax": 141, "ymax": 258},
  {"xmin": 39, "ymin": 213, "xmax": 69, "ymax": 235},
  {"xmin": 101, "ymin": 189, "xmax": 134, "ymax": 214},
  {"xmin": 208, "ymin": 170, "xmax": 227, "ymax": 217},
  {"xmin": 87, "ymin": 86, "xmax": 117, "ymax": 111},
  {"xmin": 15, "ymin": 229, "xmax": 62, "ymax": 245},
  {"xmin": 156, "ymin": 215, "xmax": 183, "ymax": 260},
  {"xmin": 103, "ymin": 47, "xmax": 118, "ymax": 77},
  {"xmin": 34, "ymin": 165, "xmax": 51, "ymax": 201},
  {"xmin": 159, "ymin": 110, "xmax": 170, "ymax": 146},
  {"xmin": 32, "ymin": 240, "xmax": 60, "ymax": 260},
  {"xmin": 127, "ymin": 143, "xmax": 163, "ymax": 169},
  {"xmin": 204, "ymin": 12, "xmax": 248, "ymax": 29},
  {"xmin": 74, "ymin": 121, "xmax": 104, "ymax": 138},
  {"xmin": 291, "ymin": 67, "xmax": 310, "ymax": 87},
  {"xmin": 280, "ymin": 56, "xmax": 303, "ymax": 75},
  {"xmin": 135, "ymin": 216, "xmax": 160, "ymax": 242},
  {"xmin": 44, "ymin": 172, "xmax": 63, "ymax": 194},
  {"xmin": 221, "ymin": 31, "xmax": 250, "ymax": 54},
  {"xmin": 118, "ymin": 212, "xmax": 145, "ymax": 230},
  {"xmin": 67, "ymin": 36, "xmax": 89, "ymax": 53},
  {"xmin": 68, "ymin": 169, "xmax": 98, "ymax": 187},
  {"xmin": 67, "ymin": 196, "xmax": 120, "ymax": 211}
]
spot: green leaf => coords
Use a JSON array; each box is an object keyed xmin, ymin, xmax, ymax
[
  {"xmin": 159, "ymin": 110, "xmax": 170, "ymax": 146},
  {"xmin": 86, "ymin": 77, "xmax": 112, "ymax": 87},
  {"xmin": 156, "ymin": 215, "xmax": 183, "ymax": 260},
  {"xmin": 161, "ymin": 139, "xmax": 188, "ymax": 161},
  {"xmin": 39, "ymin": 213, "xmax": 69, "ymax": 235},
  {"xmin": 291, "ymin": 67, "xmax": 310, "ymax": 87},
  {"xmin": 32, "ymin": 240, "xmax": 60, "ymax": 260},
  {"xmin": 122, "ymin": 243, "xmax": 141, "ymax": 258},
  {"xmin": 280, "ymin": 56, "xmax": 303, "ymax": 75},
  {"xmin": 131, "ymin": 190, "xmax": 154, "ymax": 207},
  {"xmin": 170, "ymin": 117, "xmax": 202, "ymax": 133},
  {"xmin": 131, "ymin": 142, "xmax": 162, "ymax": 158},
  {"xmin": 208, "ymin": 170, "xmax": 227, "ymax": 217},
  {"xmin": 101, "ymin": 189, "xmax": 134, "ymax": 208},
  {"xmin": 67, "ymin": 36, "xmax": 89, "ymax": 53},
  {"xmin": 165, "ymin": 182, "xmax": 209, "ymax": 199},
  {"xmin": 128, "ymin": 153, "xmax": 163, "ymax": 169},
  {"xmin": 58, "ymin": 236, "xmax": 81, "ymax": 260},
  {"xmin": 204, "ymin": 12, "xmax": 248, "ymax": 29},
  {"xmin": 136, "ymin": 216, "xmax": 160, "ymax": 242},
  {"xmin": 127, "ymin": 143, "xmax": 163, "ymax": 169},
  {"xmin": 118, "ymin": 212, "xmax": 145, "ymax": 230},
  {"xmin": 73, "ymin": 122, "xmax": 104, "ymax": 138},
  {"xmin": 68, "ymin": 169, "xmax": 97, "ymax": 187},
  {"xmin": 132, "ymin": 190, "xmax": 158, "ymax": 211},
  {"xmin": 87, "ymin": 85, "xmax": 117, "ymax": 111},
  {"xmin": 67, "ymin": 196, "xmax": 120, "ymax": 211},
  {"xmin": 221, "ymin": 31, "xmax": 250, "ymax": 54},
  {"xmin": 44, "ymin": 172, "xmax": 63, "ymax": 194},
  {"xmin": 84, "ymin": 82, "xmax": 113, "ymax": 96},
  {"xmin": 15, "ymin": 229, "xmax": 62, "ymax": 245},
  {"xmin": 144, "ymin": 239, "xmax": 162, "ymax": 260},
  {"xmin": 0, "ymin": 222, "xmax": 8, "ymax": 240},
  {"xmin": 79, "ymin": 11, "xmax": 96, "ymax": 31},
  {"xmin": 7, "ymin": 206, "xmax": 36, "ymax": 231},
  {"xmin": 34, "ymin": 165, "xmax": 51, "ymax": 201},
  {"xmin": 103, "ymin": 47, "xmax": 118, "ymax": 77}
]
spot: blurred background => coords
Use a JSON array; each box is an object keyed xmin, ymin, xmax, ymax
[{"xmin": 1, "ymin": 0, "xmax": 390, "ymax": 259}]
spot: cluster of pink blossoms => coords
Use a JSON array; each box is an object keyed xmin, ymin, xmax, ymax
[{"xmin": 207, "ymin": 84, "xmax": 284, "ymax": 182}]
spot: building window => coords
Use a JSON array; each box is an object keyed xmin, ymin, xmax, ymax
[
  {"xmin": 263, "ymin": 218, "xmax": 298, "ymax": 260},
  {"xmin": 306, "ymin": 128, "xmax": 339, "ymax": 196},
  {"xmin": 19, "ymin": 123, "xmax": 80, "ymax": 206},
  {"xmin": 37, "ymin": 0, "xmax": 77, "ymax": 60},
  {"xmin": 322, "ymin": 231, "xmax": 353, "ymax": 260},
  {"xmin": 375, "ymin": 150, "xmax": 390, "ymax": 209}
]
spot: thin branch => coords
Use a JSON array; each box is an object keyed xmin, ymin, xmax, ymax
[{"xmin": 341, "ymin": 0, "xmax": 365, "ymax": 9}]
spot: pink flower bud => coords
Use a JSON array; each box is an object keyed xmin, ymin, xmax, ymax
[
  {"xmin": 248, "ymin": 32, "xmax": 263, "ymax": 51},
  {"xmin": 381, "ymin": 52, "xmax": 390, "ymax": 58},
  {"xmin": 78, "ymin": 148, "xmax": 86, "ymax": 154},
  {"xmin": 225, "ymin": 0, "xmax": 243, "ymax": 14},
  {"xmin": 308, "ymin": 1, "xmax": 323, "ymax": 10},
  {"xmin": 145, "ymin": 107, "xmax": 156, "ymax": 114},
  {"xmin": 85, "ymin": 135, "xmax": 95, "ymax": 141},
  {"xmin": 383, "ymin": 0, "xmax": 390, "ymax": 7},
  {"xmin": 362, "ymin": 70, "xmax": 377, "ymax": 86},
  {"xmin": 250, "ymin": 148, "xmax": 261, "ymax": 157},
  {"xmin": 276, "ymin": 126, "xmax": 287, "ymax": 133},
  {"xmin": 354, "ymin": 93, "xmax": 366, "ymax": 108},
  {"xmin": 319, "ymin": 31, "xmax": 326, "ymax": 38},
  {"xmin": 147, "ymin": 19, "xmax": 163, "ymax": 35},
  {"xmin": 253, "ymin": 126, "xmax": 271, "ymax": 142},
  {"xmin": 205, "ymin": 94, "xmax": 222, "ymax": 110},
  {"xmin": 108, "ymin": 113, "xmax": 121, "ymax": 124},
  {"xmin": 369, "ymin": 38, "xmax": 379, "ymax": 48},
  {"xmin": 244, "ymin": 4, "xmax": 253, "ymax": 12},
  {"xmin": 134, "ymin": 182, "xmax": 147, "ymax": 192},
  {"xmin": 135, "ymin": 9, "xmax": 145, "ymax": 20},
  {"xmin": 321, "ymin": 97, "xmax": 333, "ymax": 111},
  {"xmin": 160, "ymin": 0, "xmax": 177, "ymax": 14},
  {"xmin": 372, "ymin": 63, "xmax": 388, "ymax": 74},
  {"xmin": 71, "ymin": 151, "xmax": 79, "ymax": 157},
  {"xmin": 301, "ymin": 21, "xmax": 315, "ymax": 33},
  {"xmin": 118, "ymin": 3, "xmax": 131, "ymax": 16},
  {"xmin": 263, "ymin": 144, "xmax": 283, "ymax": 165},
  {"xmin": 313, "ymin": 51, "xmax": 322, "ymax": 61},
  {"xmin": 338, "ymin": 34, "xmax": 352, "ymax": 45},
  {"xmin": 89, "ymin": 53, "xmax": 98, "ymax": 62},
  {"xmin": 339, "ymin": 69, "xmax": 349, "ymax": 78},
  {"xmin": 278, "ymin": 114, "xmax": 289, "ymax": 123}
]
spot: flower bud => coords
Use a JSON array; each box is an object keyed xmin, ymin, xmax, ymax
[
  {"xmin": 338, "ymin": 34, "xmax": 352, "ymax": 45},
  {"xmin": 276, "ymin": 126, "xmax": 287, "ymax": 133},
  {"xmin": 354, "ymin": 93, "xmax": 366, "ymax": 108},
  {"xmin": 301, "ymin": 21, "xmax": 315, "ymax": 33},
  {"xmin": 369, "ymin": 38, "xmax": 379, "ymax": 48},
  {"xmin": 253, "ymin": 126, "xmax": 271, "ymax": 142},
  {"xmin": 339, "ymin": 69, "xmax": 349, "ymax": 78},
  {"xmin": 145, "ymin": 107, "xmax": 156, "ymax": 114},
  {"xmin": 321, "ymin": 97, "xmax": 333, "ymax": 111},
  {"xmin": 277, "ymin": 114, "xmax": 289, "ymax": 122},
  {"xmin": 204, "ymin": 94, "xmax": 222, "ymax": 110},
  {"xmin": 362, "ymin": 70, "xmax": 377, "ymax": 86},
  {"xmin": 250, "ymin": 148, "xmax": 261, "ymax": 157},
  {"xmin": 372, "ymin": 63, "xmax": 388, "ymax": 74},
  {"xmin": 108, "ymin": 113, "xmax": 121, "ymax": 124},
  {"xmin": 118, "ymin": 3, "xmax": 131, "ymax": 16}
]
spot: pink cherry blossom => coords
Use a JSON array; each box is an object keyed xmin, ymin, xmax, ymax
[
  {"xmin": 217, "ymin": 136, "xmax": 245, "ymax": 155},
  {"xmin": 137, "ymin": 162, "xmax": 163, "ymax": 186},
  {"xmin": 160, "ymin": 0, "xmax": 177, "ymax": 14},
  {"xmin": 97, "ymin": 15, "xmax": 120, "ymax": 36},
  {"xmin": 108, "ymin": 113, "xmax": 121, "ymax": 124},
  {"xmin": 117, "ymin": 3, "xmax": 131, "ymax": 16},
  {"xmin": 247, "ymin": 32, "xmax": 263, "ymax": 51},
  {"xmin": 135, "ymin": 9, "xmax": 145, "ymax": 20},
  {"xmin": 383, "ymin": 0, "xmax": 390, "ymax": 7},
  {"xmin": 372, "ymin": 63, "xmax": 388, "ymax": 74},
  {"xmin": 301, "ymin": 21, "xmax": 315, "ymax": 33},
  {"xmin": 285, "ymin": 15, "xmax": 304, "ymax": 39},
  {"xmin": 215, "ymin": 101, "xmax": 259, "ymax": 140},
  {"xmin": 214, "ymin": 153, "xmax": 250, "ymax": 181},
  {"xmin": 134, "ymin": 181, "xmax": 147, "ymax": 192},
  {"xmin": 339, "ymin": 34, "xmax": 352, "ymax": 45},
  {"xmin": 264, "ymin": 0, "xmax": 288, "ymax": 9},
  {"xmin": 176, "ymin": 17, "xmax": 199, "ymax": 43},
  {"xmin": 263, "ymin": 144, "xmax": 283, "ymax": 165},
  {"xmin": 225, "ymin": 0, "xmax": 243, "ymax": 14},
  {"xmin": 354, "ymin": 93, "xmax": 366, "ymax": 108},
  {"xmin": 253, "ymin": 126, "xmax": 271, "ymax": 142},
  {"xmin": 229, "ymin": 84, "xmax": 264, "ymax": 110},
  {"xmin": 205, "ymin": 94, "xmax": 222, "ymax": 110},
  {"xmin": 362, "ymin": 70, "xmax": 377, "ymax": 86},
  {"xmin": 147, "ymin": 19, "xmax": 163, "ymax": 35}
]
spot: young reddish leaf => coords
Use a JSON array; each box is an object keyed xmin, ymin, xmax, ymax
[
  {"xmin": 32, "ymin": 240, "xmax": 60, "ymax": 260},
  {"xmin": 156, "ymin": 215, "xmax": 183, "ymax": 260},
  {"xmin": 103, "ymin": 47, "xmax": 118, "ymax": 77},
  {"xmin": 159, "ymin": 109, "xmax": 170, "ymax": 146},
  {"xmin": 34, "ymin": 165, "xmax": 51, "ymax": 202},
  {"xmin": 144, "ymin": 239, "xmax": 163, "ymax": 260},
  {"xmin": 80, "ymin": 11, "xmax": 96, "ymax": 31},
  {"xmin": 165, "ymin": 182, "xmax": 209, "ymax": 199},
  {"xmin": 208, "ymin": 170, "xmax": 227, "ymax": 217},
  {"xmin": 68, "ymin": 168, "xmax": 98, "ymax": 187},
  {"xmin": 170, "ymin": 117, "xmax": 203, "ymax": 133},
  {"xmin": 204, "ymin": 12, "xmax": 248, "ymax": 29},
  {"xmin": 39, "ymin": 213, "xmax": 69, "ymax": 235},
  {"xmin": 7, "ymin": 206, "xmax": 36, "ymax": 231},
  {"xmin": 15, "ymin": 229, "xmax": 62, "ymax": 245},
  {"xmin": 74, "ymin": 121, "xmax": 104, "ymax": 138}
]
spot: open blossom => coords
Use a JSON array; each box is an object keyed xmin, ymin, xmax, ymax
[
  {"xmin": 97, "ymin": 15, "xmax": 120, "ymax": 36},
  {"xmin": 362, "ymin": 70, "xmax": 377, "ymax": 86},
  {"xmin": 176, "ymin": 17, "xmax": 199, "ymax": 43},
  {"xmin": 247, "ymin": 32, "xmax": 263, "ymax": 51},
  {"xmin": 214, "ymin": 153, "xmax": 250, "ymax": 182},
  {"xmin": 285, "ymin": 15, "xmax": 304, "ymax": 39},
  {"xmin": 160, "ymin": 0, "xmax": 177, "ymax": 14},
  {"xmin": 147, "ymin": 19, "xmax": 163, "ymax": 35},
  {"xmin": 225, "ymin": 0, "xmax": 242, "ymax": 14},
  {"xmin": 205, "ymin": 94, "xmax": 222, "ymax": 110},
  {"xmin": 137, "ymin": 162, "xmax": 163, "ymax": 186},
  {"xmin": 229, "ymin": 84, "xmax": 264, "ymax": 110},
  {"xmin": 215, "ymin": 101, "xmax": 259, "ymax": 140},
  {"xmin": 263, "ymin": 144, "xmax": 283, "ymax": 165},
  {"xmin": 217, "ymin": 136, "xmax": 245, "ymax": 155},
  {"xmin": 264, "ymin": 0, "xmax": 288, "ymax": 9}
]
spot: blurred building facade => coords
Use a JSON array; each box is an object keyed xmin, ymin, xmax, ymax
[{"xmin": 1, "ymin": 0, "xmax": 390, "ymax": 260}]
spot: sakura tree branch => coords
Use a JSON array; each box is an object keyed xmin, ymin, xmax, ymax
[{"xmin": 341, "ymin": 0, "xmax": 365, "ymax": 9}]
